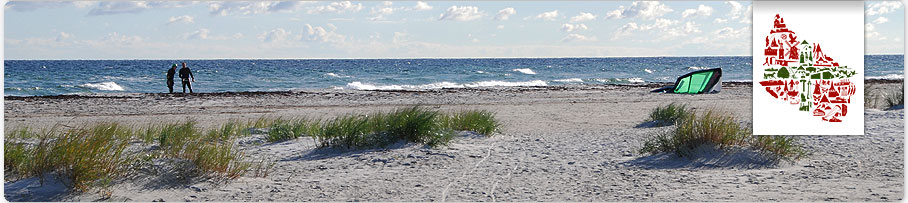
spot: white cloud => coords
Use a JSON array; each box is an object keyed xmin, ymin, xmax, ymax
[
  {"xmin": 611, "ymin": 18, "xmax": 702, "ymax": 41},
  {"xmin": 5, "ymin": 1, "xmax": 94, "ymax": 12},
  {"xmin": 714, "ymin": 26, "xmax": 746, "ymax": 39},
  {"xmin": 258, "ymin": 28, "xmax": 293, "ymax": 43},
  {"xmin": 184, "ymin": 29, "xmax": 210, "ymax": 40},
  {"xmin": 495, "ymin": 7, "xmax": 516, "ymax": 20},
  {"xmin": 668, "ymin": 21, "xmax": 701, "ymax": 37},
  {"xmin": 167, "ymin": 15, "xmax": 194, "ymax": 25},
  {"xmin": 569, "ymin": 12, "xmax": 597, "ymax": 23},
  {"xmin": 102, "ymin": 32, "xmax": 143, "ymax": 45},
  {"xmin": 438, "ymin": 6, "xmax": 483, "ymax": 21},
  {"xmin": 369, "ymin": 2, "xmax": 396, "ymax": 21},
  {"xmin": 713, "ymin": 18, "xmax": 728, "ymax": 23},
  {"xmin": 612, "ymin": 22, "xmax": 639, "ymax": 40},
  {"xmin": 723, "ymin": 1, "xmax": 751, "ymax": 23},
  {"xmin": 605, "ymin": 1, "xmax": 673, "ymax": 20},
  {"xmin": 209, "ymin": 1, "xmax": 310, "ymax": 16},
  {"xmin": 681, "ymin": 4, "xmax": 713, "ymax": 18},
  {"xmin": 562, "ymin": 34, "xmax": 597, "ymax": 42},
  {"xmin": 646, "ymin": 18, "xmax": 677, "ymax": 30},
  {"xmin": 527, "ymin": 10, "xmax": 559, "ymax": 21},
  {"xmin": 305, "ymin": 24, "xmax": 347, "ymax": 45},
  {"xmin": 307, "ymin": 1, "xmax": 363, "ymax": 14},
  {"xmin": 866, "ymin": 1, "xmax": 902, "ymax": 16},
  {"xmin": 865, "ymin": 23, "xmax": 884, "ymax": 40},
  {"xmin": 413, "ymin": 1, "xmax": 432, "ymax": 11},
  {"xmin": 56, "ymin": 32, "xmax": 73, "ymax": 42},
  {"xmin": 561, "ymin": 23, "xmax": 589, "ymax": 32},
  {"xmin": 88, "ymin": 1, "xmax": 193, "ymax": 16},
  {"xmin": 873, "ymin": 16, "xmax": 889, "ymax": 24},
  {"xmin": 183, "ymin": 29, "xmax": 242, "ymax": 40},
  {"xmin": 88, "ymin": 2, "xmax": 150, "ymax": 15}
]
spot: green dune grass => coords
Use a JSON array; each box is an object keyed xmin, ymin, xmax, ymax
[
  {"xmin": 640, "ymin": 108, "xmax": 805, "ymax": 161},
  {"xmin": 4, "ymin": 106, "xmax": 501, "ymax": 192}
]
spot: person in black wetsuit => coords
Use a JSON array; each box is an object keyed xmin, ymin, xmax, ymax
[
  {"xmin": 166, "ymin": 64, "xmax": 176, "ymax": 93},
  {"xmin": 179, "ymin": 62, "xmax": 195, "ymax": 93}
]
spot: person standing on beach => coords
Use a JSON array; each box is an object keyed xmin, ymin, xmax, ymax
[
  {"xmin": 179, "ymin": 62, "xmax": 195, "ymax": 93},
  {"xmin": 166, "ymin": 64, "xmax": 177, "ymax": 93}
]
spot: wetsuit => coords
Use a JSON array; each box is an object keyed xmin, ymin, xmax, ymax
[
  {"xmin": 166, "ymin": 68, "xmax": 176, "ymax": 93},
  {"xmin": 179, "ymin": 66, "xmax": 194, "ymax": 93}
]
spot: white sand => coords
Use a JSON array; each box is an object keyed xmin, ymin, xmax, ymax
[{"xmin": 4, "ymin": 82, "xmax": 904, "ymax": 201}]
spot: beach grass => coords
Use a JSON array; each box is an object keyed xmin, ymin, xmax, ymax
[
  {"xmin": 261, "ymin": 106, "xmax": 500, "ymax": 149},
  {"xmin": 313, "ymin": 106, "xmax": 450, "ymax": 148},
  {"xmin": 3, "ymin": 106, "xmax": 498, "ymax": 192},
  {"xmin": 644, "ymin": 103, "xmax": 692, "ymax": 127},
  {"xmin": 4, "ymin": 121, "xmax": 269, "ymax": 192},
  {"xmin": 752, "ymin": 135, "xmax": 806, "ymax": 161},
  {"xmin": 3, "ymin": 123, "xmax": 133, "ymax": 191},
  {"xmin": 266, "ymin": 118, "xmax": 319, "ymax": 143},
  {"xmin": 442, "ymin": 110, "xmax": 501, "ymax": 136},
  {"xmin": 640, "ymin": 108, "xmax": 805, "ymax": 161},
  {"xmin": 884, "ymin": 84, "xmax": 904, "ymax": 109}
]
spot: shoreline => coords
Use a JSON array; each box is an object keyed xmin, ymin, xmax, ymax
[{"xmin": 5, "ymin": 79, "xmax": 902, "ymax": 100}]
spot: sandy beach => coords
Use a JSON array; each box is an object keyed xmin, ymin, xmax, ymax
[{"xmin": 3, "ymin": 81, "xmax": 904, "ymax": 201}]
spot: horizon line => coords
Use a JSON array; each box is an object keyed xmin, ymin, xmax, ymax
[{"xmin": 5, "ymin": 53, "xmax": 905, "ymax": 60}]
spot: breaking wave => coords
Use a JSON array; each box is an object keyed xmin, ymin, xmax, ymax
[
  {"xmin": 866, "ymin": 74, "xmax": 904, "ymax": 80},
  {"xmin": 345, "ymin": 80, "xmax": 548, "ymax": 90},
  {"xmin": 78, "ymin": 82, "xmax": 125, "ymax": 91},
  {"xmin": 553, "ymin": 78, "xmax": 584, "ymax": 83},
  {"xmin": 325, "ymin": 72, "xmax": 351, "ymax": 78},
  {"xmin": 512, "ymin": 68, "xmax": 537, "ymax": 75}
]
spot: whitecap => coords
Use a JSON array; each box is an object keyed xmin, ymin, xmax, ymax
[
  {"xmin": 79, "ymin": 82, "xmax": 125, "ymax": 91},
  {"xmin": 346, "ymin": 81, "xmax": 463, "ymax": 90},
  {"xmin": 687, "ymin": 66, "xmax": 708, "ymax": 70},
  {"xmin": 326, "ymin": 73, "xmax": 351, "ymax": 78},
  {"xmin": 553, "ymin": 78, "xmax": 584, "ymax": 83},
  {"xmin": 626, "ymin": 77, "xmax": 645, "ymax": 83},
  {"xmin": 512, "ymin": 68, "xmax": 537, "ymax": 75},
  {"xmin": 465, "ymin": 80, "xmax": 547, "ymax": 87},
  {"xmin": 346, "ymin": 80, "xmax": 546, "ymax": 90},
  {"xmin": 644, "ymin": 69, "xmax": 654, "ymax": 73},
  {"xmin": 476, "ymin": 71, "xmax": 486, "ymax": 74},
  {"xmin": 866, "ymin": 74, "xmax": 904, "ymax": 80}
]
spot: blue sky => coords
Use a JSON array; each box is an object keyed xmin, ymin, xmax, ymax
[{"xmin": 4, "ymin": 1, "xmax": 905, "ymax": 59}]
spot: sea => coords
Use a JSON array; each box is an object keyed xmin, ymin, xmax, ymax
[{"xmin": 3, "ymin": 55, "xmax": 904, "ymax": 96}]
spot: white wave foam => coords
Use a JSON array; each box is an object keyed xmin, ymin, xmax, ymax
[
  {"xmin": 476, "ymin": 71, "xmax": 486, "ymax": 74},
  {"xmin": 553, "ymin": 78, "xmax": 584, "ymax": 83},
  {"xmin": 644, "ymin": 69, "xmax": 654, "ymax": 73},
  {"xmin": 866, "ymin": 74, "xmax": 904, "ymax": 80},
  {"xmin": 687, "ymin": 66, "xmax": 708, "ymax": 70},
  {"xmin": 512, "ymin": 68, "xmax": 537, "ymax": 75},
  {"xmin": 79, "ymin": 82, "xmax": 125, "ymax": 91},
  {"xmin": 626, "ymin": 77, "xmax": 645, "ymax": 83},
  {"xmin": 326, "ymin": 72, "xmax": 351, "ymax": 78},
  {"xmin": 102, "ymin": 76, "xmax": 153, "ymax": 82},
  {"xmin": 346, "ymin": 80, "xmax": 547, "ymax": 90},
  {"xmin": 347, "ymin": 81, "xmax": 463, "ymax": 90},
  {"xmin": 465, "ymin": 80, "xmax": 547, "ymax": 87},
  {"xmin": 594, "ymin": 78, "xmax": 645, "ymax": 83}
]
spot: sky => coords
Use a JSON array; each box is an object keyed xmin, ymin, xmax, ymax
[{"xmin": 3, "ymin": 1, "xmax": 905, "ymax": 59}]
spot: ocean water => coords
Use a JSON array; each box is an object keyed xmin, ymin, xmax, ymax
[{"xmin": 3, "ymin": 55, "xmax": 903, "ymax": 96}]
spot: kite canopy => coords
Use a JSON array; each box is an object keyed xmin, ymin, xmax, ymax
[{"xmin": 651, "ymin": 68, "xmax": 723, "ymax": 94}]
